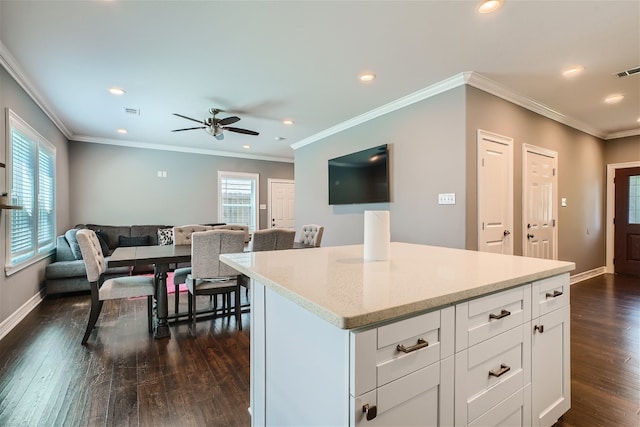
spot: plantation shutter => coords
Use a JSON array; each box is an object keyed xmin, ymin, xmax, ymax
[
  {"xmin": 218, "ymin": 172, "xmax": 258, "ymax": 232},
  {"xmin": 37, "ymin": 145, "xmax": 56, "ymax": 252},
  {"xmin": 10, "ymin": 128, "xmax": 36, "ymax": 263}
]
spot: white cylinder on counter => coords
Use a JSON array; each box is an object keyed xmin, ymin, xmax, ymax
[{"xmin": 363, "ymin": 210, "xmax": 390, "ymax": 261}]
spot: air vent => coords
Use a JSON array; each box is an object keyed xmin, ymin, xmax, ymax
[
  {"xmin": 614, "ymin": 66, "xmax": 640, "ymax": 78},
  {"xmin": 123, "ymin": 107, "xmax": 140, "ymax": 116}
]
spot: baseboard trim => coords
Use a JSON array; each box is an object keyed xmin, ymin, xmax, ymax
[
  {"xmin": 0, "ymin": 289, "xmax": 45, "ymax": 342},
  {"xmin": 570, "ymin": 267, "xmax": 606, "ymax": 285}
]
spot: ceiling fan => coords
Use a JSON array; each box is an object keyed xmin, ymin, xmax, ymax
[{"xmin": 171, "ymin": 108, "xmax": 259, "ymax": 140}]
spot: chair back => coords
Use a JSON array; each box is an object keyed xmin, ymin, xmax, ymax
[
  {"xmin": 190, "ymin": 230, "xmax": 245, "ymax": 279},
  {"xmin": 213, "ymin": 224, "xmax": 250, "ymax": 243},
  {"xmin": 299, "ymin": 224, "xmax": 324, "ymax": 247},
  {"xmin": 252, "ymin": 228, "xmax": 296, "ymax": 251},
  {"xmin": 173, "ymin": 224, "xmax": 213, "ymax": 245},
  {"xmin": 76, "ymin": 229, "xmax": 107, "ymax": 282}
]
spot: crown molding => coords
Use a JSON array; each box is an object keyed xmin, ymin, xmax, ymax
[
  {"xmin": 605, "ymin": 128, "xmax": 640, "ymax": 140},
  {"xmin": 0, "ymin": 41, "xmax": 72, "ymax": 138},
  {"xmin": 291, "ymin": 72, "xmax": 468, "ymax": 150},
  {"xmin": 71, "ymin": 135, "xmax": 294, "ymax": 163}
]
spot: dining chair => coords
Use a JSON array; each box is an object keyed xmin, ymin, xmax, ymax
[
  {"xmin": 186, "ymin": 229, "xmax": 246, "ymax": 336},
  {"xmin": 251, "ymin": 228, "xmax": 296, "ymax": 251},
  {"xmin": 297, "ymin": 224, "xmax": 324, "ymax": 247},
  {"xmin": 213, "ymin": 224, "xmax": 250, "ymax": 244},
  {"xmin": 76, "ymin": 229, "xmax": 155, "ymax": 344},
  {"xmin": 171, "ymin": 224, "xmax": 213, "ymax": 315}
]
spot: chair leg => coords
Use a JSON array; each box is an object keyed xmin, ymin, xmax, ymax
[
  {"xmin": 82, "ymin": 299, "xmax": 103, "ymax": 345},
  {"xmin": 189, "ymin": 291, "xmax": 197, "ymax": 337},
  {"xmin": 235, "ymin": 287, "xmax": 242, "ymax": 331},
  {"xmin": 147, "ymin": 295, "xmax": 154, "ymax": 334},
  {"xmin": 174, "ymin": 283, "xmax": 180, "ymax": 314}
]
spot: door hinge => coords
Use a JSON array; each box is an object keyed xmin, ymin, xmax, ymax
[
  {"xmin": 482, "ymin": 222, "xmax": 485, "ymax": 230},
  {"xmin": 553, "ymin": 219, "xmax": 556, "ymax": 227},
  {"xmin": 553, "ymin": 168, "xmax": 556, "ymax": 176},
  {"xmin": 482, "ymin": 158, "xmax": 485, "ymax": 167},
  {"xmin": 613, "ymin": 257, "xmax": 616, "ymax": 264},
  {"xmin": 613, "ymin": 217, "xmax": 616, "ymax": 225}
]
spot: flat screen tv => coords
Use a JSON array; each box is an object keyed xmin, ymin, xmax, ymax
[{"xmin": 328, "ymin": 144, "xmax": 390, "ymax": 205}]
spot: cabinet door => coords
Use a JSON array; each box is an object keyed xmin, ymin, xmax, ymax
[
  {"xmin": 352, "ymin": 357, "xmax": 454, "ymax": 427},
  {"xmin": 532, "ymin": 305, "xmax": 570, "ymax": 427}
]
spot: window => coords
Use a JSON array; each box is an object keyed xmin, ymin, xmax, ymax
[
  {"xmin": 218, "ymin": 171, "xmax": 259, "ymax": 232},
  {"xmin": 630, "ymin": 175, "xmax": 640, "ymax": 224},
  {"xmin": 6, "ymin": 109, "xmax": 56, "ymax": 273}
]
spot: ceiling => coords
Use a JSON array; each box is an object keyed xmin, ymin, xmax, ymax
[{"xmin": 0, "ymin": 1, "xmax": 638, "ymax": 163}]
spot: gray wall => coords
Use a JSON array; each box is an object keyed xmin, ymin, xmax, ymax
[
  {"xmin": 604, "ymin": 135, "xmax": 640, "ymax": 165},
  {"xmin": 295, "ymin": 85, "xmax": 615, "ymax": 276},
  {"xmin": 295, "ymin": 86, "xmax": 467, "ymax": 248},
  {"xmin": 0, "ymin": 65, "xmax": 70, "ymax": 324},
  {"xmin": 69, "ymin": 141, "xmax": 294, "ymax": 228},
  {"xmin": 465, "ymin": 86, "xmax": 606, "ymax": 274}
]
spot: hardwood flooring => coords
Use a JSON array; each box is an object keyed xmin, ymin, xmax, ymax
[{"xmin": 0, "ymin": 273, "xmax": 637, "ymax": 427}]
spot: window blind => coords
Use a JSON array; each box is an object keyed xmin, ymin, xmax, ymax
[{"xmin": 219, "ymin": 172, "xmax": 258, "ymax": 232}]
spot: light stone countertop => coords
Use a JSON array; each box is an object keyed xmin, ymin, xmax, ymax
[{"xmin": 220, "ymin": 242, "xmax": 575, "ymax": 330}]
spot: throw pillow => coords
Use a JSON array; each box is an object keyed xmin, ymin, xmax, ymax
[
  {"xmin": 95, "ymin": 230, "xmax": 110, "ymax": 256},
  {"xmin": 64, "ymin": 229, "xmax": 83, "ymax": 260},
  {"xmin": 157, "ymin": 228, "xmax": 173, "ymax": 246},
  {"xmin": 118, "ymin": 235, "xmax": 150, "ymax": 247}
]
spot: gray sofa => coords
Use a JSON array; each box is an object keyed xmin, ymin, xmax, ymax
[{"xmin": 45, "ymin": 224, "xmax": 173, "ymax": 296}]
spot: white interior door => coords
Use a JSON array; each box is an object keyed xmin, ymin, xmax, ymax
[
  {"xmin": 477, "ymin": 130, "xmax": 513, "ymax": 255},
  {"xmin": 523, "ymin": 145, "xmax": 557, "ymax": 260},
  {"xmin": 268, "ymin": 179, "xmax": 295, "ymax": 229}
]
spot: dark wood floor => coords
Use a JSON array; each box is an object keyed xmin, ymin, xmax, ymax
[{"xmin": 0, "ymin": 274, "xmax": 637, "ymax": 427}]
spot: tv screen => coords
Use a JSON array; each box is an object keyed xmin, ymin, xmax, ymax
[{"xmin": 328, "ymin": 144, "xmax": 390, "ymax": 205}]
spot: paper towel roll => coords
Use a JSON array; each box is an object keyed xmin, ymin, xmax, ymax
[{"xmin": 364, "ymin": 210, "xmax": 390, "ymax": 261}]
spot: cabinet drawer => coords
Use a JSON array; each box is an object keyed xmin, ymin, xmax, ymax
[
  {"xmin": 350, "ymin": 307, "xmax": 454, "ymax": 396},
  {"xmin": 456, "ymin": 285, "xmax": 531, "ymax": 351},
  {"xmin": 455, "ymin": 324, "xmax": 530, "ymax": 425},
  {"xmin": 532, "ymin": 273, "xmax": 569, "ymax": 318},
  {"xmin": 469, "ymin": 384, "xmax": 531, "ymax": 427}
]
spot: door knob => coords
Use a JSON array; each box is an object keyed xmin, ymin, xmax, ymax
[
  {"xmin": 503, "ymin": 230, "xmax": 511, "ymax": 236},
  {"xmin": 527, "ymin": 234, "xmax": 535, "ymax": 239}
]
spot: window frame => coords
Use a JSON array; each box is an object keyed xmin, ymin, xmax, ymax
[
  {"xmin": 5, "ymin": 108, "xmax": 56, "ymax": 275},
  {"xmin": 217, "ymin": 171, "xmax": 259, "ymax": 233}
]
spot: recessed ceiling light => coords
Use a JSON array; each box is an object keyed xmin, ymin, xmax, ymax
[
  {"xmin": 604, "ymin": 94, "xmax": 624, "ymax": 104},
  {"xmin": 637, "ymin": 117, "xmax": 640, "ymax": 123},
  {"xmin": 478, "ymin": 0, "xmax": 503, "ymax": 14},
  {"xmin": 282, "ymin": 119, "xmax": 294, "ymax": 125},
  {"xmin": 358, "ymin": 72, "xmax": 376, "ymax": 82},
  {"xmin": 242, "ymin": 145, "xmax": 251, "ymax": 150},
  {"xmin": 274, "ymin": 136, "xmax": 287, "ymax": 141},
  {"xmin": 109, "ymin": 87, "xmax": 125, "ymax": 95},
  {"xmin": 562, "ymin": 65, "xmax": 584, "ymax": 78},
  {"xmin": 117, "ymin": 128, "xmax": 127, "ymax": 134}
]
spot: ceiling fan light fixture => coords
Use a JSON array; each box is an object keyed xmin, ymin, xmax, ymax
[{"xmin": 478, "ymin": 0, "xmax": 503, "ymax": 14}]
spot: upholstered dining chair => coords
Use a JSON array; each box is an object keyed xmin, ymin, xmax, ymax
[
  {"xmin": 76, "ymin": 229, "xmax": 155, "ymax": 344},
  {"xmin": 298, "ymin": 224, "xmax": 324, "ymax": 247},
  {"xmin": 251, "ymin": 228, "xmax": 296, "ymax": 252},
  {"xmin": 171, "ymin": 224, "xmax": 214, "ymax": 315},
  {"xmin": 213, "ymin": 224, "xmax": 250, "ymax": 244},
  {"xmin": 186, "ymin": 229, "xmax": 246, "ymax": 336}
]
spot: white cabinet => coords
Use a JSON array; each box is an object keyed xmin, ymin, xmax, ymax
[{"xmin": 531, "ymin": 274, "xmax": 570, "ymax": 427}]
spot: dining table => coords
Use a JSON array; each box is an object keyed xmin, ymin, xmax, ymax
[{"xmin": 108, "ymin": 244, "xmax": 191, "ymax": 338}]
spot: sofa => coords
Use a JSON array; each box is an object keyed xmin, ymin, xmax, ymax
[{"xmin": 45, "ymin": 224, "xmax": 174, "ymax": 296}]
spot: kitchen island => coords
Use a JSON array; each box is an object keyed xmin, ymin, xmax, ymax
[{"xmin": 220, "ymin": 242, "xmax": 575, "ymax": 427}]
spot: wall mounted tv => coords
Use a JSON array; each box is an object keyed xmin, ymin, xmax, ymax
[{"xmin": 328, "ymin": 144, "xmax": 390, "ymax": 205}]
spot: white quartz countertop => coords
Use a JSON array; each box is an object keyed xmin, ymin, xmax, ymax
[{"xmin": 220, "ymin": 242, "xmax": 575, "ymax": 330}]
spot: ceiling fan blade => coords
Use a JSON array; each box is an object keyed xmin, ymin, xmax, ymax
[
  {"xmin": 173, "ymin": 113, "xmax": 205, "ymax": 124},
  {"xmin": 218, "ymin": 116, "xmax": 241, "ymax": 126},
  {"xmin": 171, "ymin": 126, "xmax": 206, "ymax": 132},
  {"xmin": 223, "ymin": 126, "xmax": 260, "ymax": 136}
]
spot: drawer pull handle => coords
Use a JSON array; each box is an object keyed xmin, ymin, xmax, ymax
[
  {"xmin": 545, "ymin": 290, "xmax": 563, "ymax": 299},
  {"xmin": 489, "ymin": 363, "xmax": 511, "ymax": 378},
  {"xmin": 534, "ymin": 324, "xmax": 544, "ymax": 333},
  {"xmin": 489, "ymin": 309, "xmax": 511, "ymax": 321},
  {"xmin": 362, "ymin": 403, "xmax": 377, "ymax": 421},
  {"xmin": 396, "ymin": 338, "xmax": 428, "ymax": 353}
]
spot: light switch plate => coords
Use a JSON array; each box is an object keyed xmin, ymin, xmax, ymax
[
  {"xmin": 561, "ymin": 197, "xmax": 567, "ymax": 207},
  {"xmin": 438, "ymin": 193, "xmax": 456, "ymax": 205}
]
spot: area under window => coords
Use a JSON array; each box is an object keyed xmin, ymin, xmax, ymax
[
  {"xmin": 629, "ymin": 175, "xmax": 640, "ymax": 224},
  {"xmin": 6, "ymin": 109, "xmax": 56, "ymax": 274},
  {"xmin": 218, "ymin": 171, "xmax": 259, "ymax": 232}
]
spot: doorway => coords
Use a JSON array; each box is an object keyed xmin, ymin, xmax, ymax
[
  {"xmin": 522, "ymin": 144, "xmax": 558, "ymax": 260},
  {"xmin": 614, "ymin": 167, "xmax": 640, "ymax": 276},
  {"xmin": 268, "ymin": 179, "xmax": 295, "ymax": 229},
  {"xmin": 477, "ymin": 130, "xmax": 513, "ymax": 254}
]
